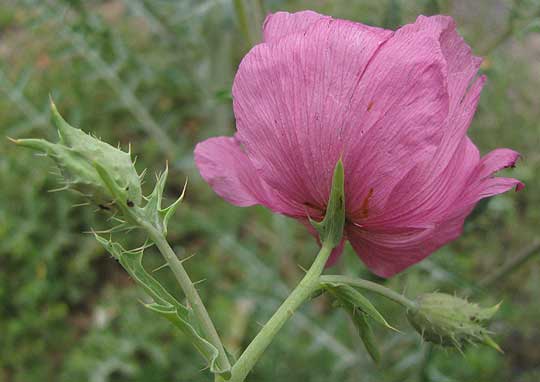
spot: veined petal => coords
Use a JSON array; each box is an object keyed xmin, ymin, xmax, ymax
[
  {"xmin": 414, "ymin": 15, "xmax": 483, "ymax": 115},
  {"xmin": 195, "ymin": 11, "xmax": 523, "ymax": 278},
  {"xmin": 347, "ymin": 214, "xmax": 468, "ymax": 277},
  {"xmin": 194, "ymin": 136, "xmax": 290, "ymax": 212},
  {"xmin": 348, "ymin": 17, "xmax": 485, "ymax": 224},
  {"xmin": 473, "ymin": 148, "xmax": 521, "ymax": 179},
  {"xmin": 234, "ymin": 16, "xmax": 393, "ymax": 212},
  {"xmin": 262, "ymin": 10, "xmax": 330, "ymax": 42},
  {"xmin": 344, "ymin": 17, "xmax": 451, "ymax": 217},
  {"xmin": 362, "ymin": 74, "xmax": 486, "ymax": 227},
  {"xmin": 460, "ymin": 148, "xmax": 524, "ymax": 205}
]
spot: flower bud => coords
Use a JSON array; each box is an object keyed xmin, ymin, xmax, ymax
[
  {"xmin": 13, "ymin": 99, "xmax": 142, "ymax": 209},
  {"xmin": 407, "ymin": 293, "xmax": 501, "ymax": 351}
]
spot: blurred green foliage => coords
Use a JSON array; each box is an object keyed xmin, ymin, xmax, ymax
[{"xmin": 1, "ymin": 0, "xmax": 539, "ymax": 381}]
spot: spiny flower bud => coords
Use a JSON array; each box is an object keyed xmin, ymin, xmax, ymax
[
  {"xmin": 407, "ymin": 293, "xmax": 501, "ymax": 352},
  {"xmin": 12, "ymin": 99, "xmax": 142, "ymax": 209}
]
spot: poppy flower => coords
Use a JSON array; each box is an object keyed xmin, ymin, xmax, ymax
[{"xmin": 194, "ymin": 11, "xmax": 523, "ymax": 277}]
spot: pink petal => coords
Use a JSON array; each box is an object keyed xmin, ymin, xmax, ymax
[
  {"xmin": 460, "ymin": 148, "xmax": 524, "ymax": 205},
  {"xmin": 234, "ymin": 13, "xmax": 456, "ymax": 218},
  {"xmin": 414, "ymin": 15, "xmax": 483, "ymax": 115},
  {"xmin": 194, "ymin": 136, "xmax": 290, "ymax": 211},
  {"xmin": 366, "ymin": 76, "xmax": 485, "ymax": 227},
  {"xmin": 346, "ymin": 214, "xmax": 468, "ymax": 277},
  {"xmin": 347, "ymin": 16, "xmax": 485, "ymax": 223},
  {"xmin": 344, "ymin": 17, "xmax": 453, "ymax": 217},
  {"xmin": 262, "ymin": 10, "xmax": 330, "ymax": 42},
  {"xmin": 474, "ymin": 148, "xmax": 521, "ymax": 178}
]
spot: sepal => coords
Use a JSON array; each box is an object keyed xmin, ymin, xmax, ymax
[
  {"xmin": 309, "ymin": 159, "xmax": 345, "ymax": 248},
  {"xmin": 325, "ymin": 283, "xmax": 397, "ymax": 331},
  {"xmin": 324, "ymin": 282, "xmax": 396, "ymax": 364},
  {"xmin": 141, "ymin": 164, "xmax": 187, "ymax": 236}
]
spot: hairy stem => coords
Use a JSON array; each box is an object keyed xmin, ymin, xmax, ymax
[
  {"xmin": 228, "ymin": 243, "xmax": 334, "ymax": 382},
  {"xmin": 144, "ymin": 223, "xmax": 231, "ymax": 372},
  {"xmin": 320, "ymin": 275, "xmax": 418, "ymax": 311}
]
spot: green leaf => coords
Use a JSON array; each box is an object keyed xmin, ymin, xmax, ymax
[
  {"xmin": 325, "ymin": 282, "xmax": 391, "ymax": 363},
  {"xmin": 325, "ymin": 283, "xmax": 398, "ymax": 332},
  {"xmin": 310, "ymin": 159, "xmax": 345, "ymax": 248},
  {"xmin": 94, "ymin": 235, "xmax": 231, "ymax": 379},
  {"xmin": 349, "ymin": 310, "xmax": 381, "ymax": 364}
]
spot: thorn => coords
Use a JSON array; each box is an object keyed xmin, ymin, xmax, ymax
[
  {"xmin": 199, "ymin": 365, "xmax": 210, "ymax": 372},
  {"xmin": 131, "ymin": 240, "xmax": 154, "ymax": 253},
  {"xmin": 84, "ymin": 228, "xmax": 112, "ymax": 234},
  {"xmin": 107, "ymin": 212, "xmax": 119, "ymax": 222},
  {"xmin": 180, "ymin": 253, "xmax": 197, "ymax": 264},
  {"xmin": 192, "ymin": 278, "xmax": 207, "ymax": 287},
  {"xmin": 110, "ymin": 216, "xmax": 126, "ymax": 224},
  {"xmin": 139, "ymin": 168, "xmax": 147, "ymax": 180},
  {"xmin": 402, "ymin": 283, "xmax": 408, "ymax": 296},
  {"xmin": 49, "ymin": 93, "xmax": 56, "ymax": 109},
  {"xmin": 152, "ymin": 263, "xmax": 169, "ymax": 272},
  {"xmin": 297, "ymin": 264, "xmax": 308, "ymax": 274},
  {"xmin": 48, "ymin": 185, "xmax": 69, "ymax": 193},
  {"xmin": 180, "ymin": 177, "xmax": 188, "ymax": 199},
  {"xmin": 72, "ymin": 202, "xmax": 90, "ymax": 208}
]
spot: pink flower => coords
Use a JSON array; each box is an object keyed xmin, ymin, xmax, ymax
[{"xmin": 194, "ymin": 11, "xmax": 524, "ymax": 277}]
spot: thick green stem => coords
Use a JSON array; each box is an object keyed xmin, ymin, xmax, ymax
[
  {"xmin": 229, "ymin": 243, "xmax": 334, "ymax": 382},
  {"xmin": 320, "ymin": 275, "xmax": 418, "ymax": 311},
  {"xmin": 144, "ymin": 224, "xmax": 231, "ymax": 373}
]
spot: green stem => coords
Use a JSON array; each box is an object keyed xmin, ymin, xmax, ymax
[
  {"xmin": 144, "ymin": 224, "xmax": 231, "ymax": 373},
  {"xmin": 479, "ymin": 239, "xmax": 540, "ymax": 288},
  {"xmin": 233, "ymin": 0, "xmax": 252, "ymax": 46},
  {"xmin": 233, "ymin": 0, "xmax": 264, "ymax": 47},
  {"xmin": 320, "ymin": 275, "xmax": 418, "ymax": 311},
  {"xmin": 229, "ymin": 243, "xmax": 334, "ymax": 382}
]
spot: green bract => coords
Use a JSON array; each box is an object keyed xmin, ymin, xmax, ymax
[
  {"xmin": 407, "ymin": 293, "xmax": 502, "ymax": 352},
  {"xmin": 323, "ymin": 282, "xmax": 398, "ymax": 364},
  {"xmin": 310, "ymin": 159, "xmax": 345, "ymax": 248},
  {"xmin": 95, "ymin": 236, "xmax": 231, "ymax": 379},
  {"xmin": 13, "ymin": 99, "xmax": 142, "ymax": 208}
]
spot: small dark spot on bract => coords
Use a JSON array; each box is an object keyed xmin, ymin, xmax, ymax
[{"xmin": 127, "ymin": 200, "xmax": 134, "ymax": 207}]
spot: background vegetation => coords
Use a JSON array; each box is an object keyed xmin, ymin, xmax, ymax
[{"xmin": 1, "ymin": 0, "xmax": 539, "ymax": 381}]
